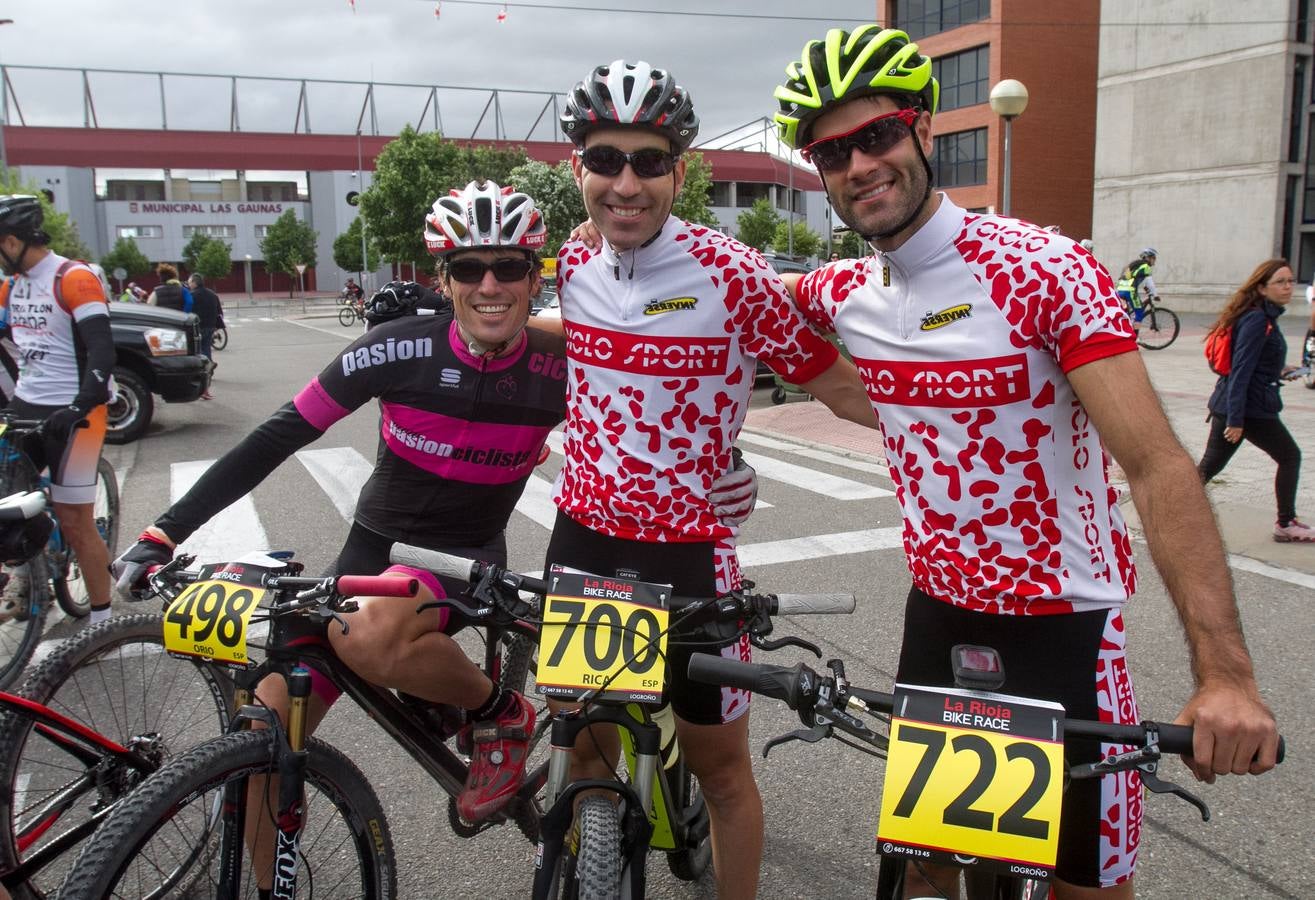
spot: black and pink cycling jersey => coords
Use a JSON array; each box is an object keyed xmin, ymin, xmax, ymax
[
  {"xmin": 157, "ymin": 314, "xmax": 566, "ymax": 549},
  {"xmin": 553, "ymin": 216, "xmax": 838, "ymax": 545},
  {"xmin": 797, "ymin": 198, "xmax": 1139, "ymax": 615}
]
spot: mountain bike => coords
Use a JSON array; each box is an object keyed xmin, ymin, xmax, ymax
[
  {"xmin": 419, "ymin": 549, "xmax": 856, "ymax": 900},
  {"xmin": 0, "ymin": 415, "xmax": 120, "ymax": 688},
  {"xmin": 58, "ymin": 547, "xmax": 543, "ymax": 900},
  {"xmin": 1300, "ymin": 329, "xmax": 1314, "ymax": 389},
  {"xmin": 1135, "ymin": 295, "xmax": 1180, "ymax": 350},
  {"xmin": 339, "ymin": 298, "xmax": 367, "ymax": 327},
  {"xmin": 212, "ymin": 324, "xmax": 229, "ymax": 351},
  {"xmin": 688, "ymin": 646, "xmax": 1285, "ymax": 899}
]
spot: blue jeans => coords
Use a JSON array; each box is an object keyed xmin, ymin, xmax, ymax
[{"xmin": 199, "ymin": 328, "xmax": 215, "ymax": 360}]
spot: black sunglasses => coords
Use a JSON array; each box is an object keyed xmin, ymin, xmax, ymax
[
  {"xmin": 446, "ymin": 256, "xmax": 535, "ymax": 284},
  {"xmin": 801, "ymin": 107, "xmax": 921, "ymax": 173},
  {"xmin": 577, "ymin": 146, "xmax": 680, "ymax": 179}
]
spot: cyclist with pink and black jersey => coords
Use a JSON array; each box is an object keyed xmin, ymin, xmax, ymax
[
  {"xmin": 541, "ymin": 60, "xmax": 874, "ymax": 900},
  {"xmin": 772, "ymin": 25, "xmax": 1279, "ymax": 898}
]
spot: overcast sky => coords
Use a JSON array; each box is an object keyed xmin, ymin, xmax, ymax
[{"xmin": 9, "ymin": 0, "xmax": 878, "ymax": 151}]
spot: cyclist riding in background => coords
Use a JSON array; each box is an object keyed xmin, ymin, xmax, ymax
[
  {"xmin": 771, "ymin": 25, "xmax": 1278, "ymax": 899},
  {"xmin": 0, "ymin": 195, "xmax": 115, "ymax": 626},
  {"xmin": 543, "ymin": 59, "xmax": 873, "ymax": 900},
  {"xmin": 112, "ymin": 180, "xmax": 758, "ymax": 829},
  {"xmin": 343, "ymin": 277, "xmax": 365, "ymax": 302},
  {"xmin": 1116, "ymin": 247, "xmax": 1159, "ymax": 337}
]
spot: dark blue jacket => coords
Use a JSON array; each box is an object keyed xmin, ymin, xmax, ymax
[{"xmin": 1208, "ymin": 300, "xmax": 1287, "ymax": 425}]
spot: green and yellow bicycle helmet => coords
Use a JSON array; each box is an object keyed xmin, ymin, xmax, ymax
[{"xmin": 774, "ymin": 25, "xmax": 939, "ymax": 148}]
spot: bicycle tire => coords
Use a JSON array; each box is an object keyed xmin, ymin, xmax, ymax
[
  {"xmin": 339, "ymin": 307, "xmax": 359, "ymax": 327},
  {"xmin": 52, "ymin": 458, "xmax": 119, "ymax": 619},
  {"xmin": 58, "ymin": 730, "xmax": 396, "ymax": 900},
  {"xmin": 665, "ymin": 759, "xmax": 711, "ymax": 881},
  {"xmin": 500, "ymin": 631, "xmax": 536, "ymax": 694},
  {"xmin": 553, "ymin": 794, "xmax": 621, "ymax": 900},
  {"xmin": 0, "ymin": 554, "xmax": 49, "ymax": 692},
  {"xmin": 1136, "ymin": 306, "xmax": 1180, "ymax": 350},
  {"xmin": 212, "ymin": 327, "xmax": 228, "ymax": 351},
  {"xmin": 0, "ymin": 613, "xmax": 233, "ymax": 898}
]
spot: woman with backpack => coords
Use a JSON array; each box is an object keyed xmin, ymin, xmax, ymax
[{"xmin": 1198, "ymin": 258, "xmax": 1314, "ymax": 542}]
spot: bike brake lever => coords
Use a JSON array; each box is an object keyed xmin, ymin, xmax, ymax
[
  {"xmin": 1140, "ymin": 769, "xmax": 1210, "ymax": 822},
  {"xmin": 752, "ymin": 633, "xmax": 822, "ymax": 657},
  {"xmin": 763, "ymin": 724, "xmax": 830, "ymax": 758}
]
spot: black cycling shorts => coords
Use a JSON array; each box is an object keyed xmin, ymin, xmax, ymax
[
  {"xmin": 896, "ymin": 587, "xmax": 1142, "ymax": 888},
  {"xmin": 544, "ymin": 510, "xmax": 750, "ymax": 727}
]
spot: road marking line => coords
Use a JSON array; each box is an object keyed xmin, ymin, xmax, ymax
[
  {"xmin": 1227, "ymin": 554, "xmax": 1315, "ymax": 589},
  {"xmin": 171, "ymin": 460, "xmax": 269, "ymax": 565},
  {"xmin": 739, "ymin": 431, "xmax": 891, "ymax": 478},
  {"xmin": 515, "ymin": 473, "xmax": 559, "ymax": 529},
  {"xmin": 295, "ymin": 447, "xmax": 372, "ymax": 523},
  {"xmin": 740, "ymin": 451, "xmax": 891, "ymax": 500},
  {"xmin": 738, "ymin": 526, "xmax": 905, "ymax": 567},
  {"xmin": 284, "ymin": 319, "xmax": 358, "ymax": 340}
]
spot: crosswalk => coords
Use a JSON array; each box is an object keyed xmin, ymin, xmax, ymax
[{"xmin": 163, "ymin": 433, "xmax": 904, "ymax": 570}]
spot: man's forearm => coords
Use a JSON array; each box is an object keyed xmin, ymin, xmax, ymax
[{"xmin": 1127, "ymin": 450, "xmax": 1257, "ymax": 687}]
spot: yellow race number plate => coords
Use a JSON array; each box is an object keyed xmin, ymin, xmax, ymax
[
  {"xmin": 877, "ymin": 685, "xmax": 1065, "ymax": 880},
  {"xmin": 163, "ymin": 578, "xmax": 264, "ymax": 669},
  {"xmin": 536, "ymin": 570, "xmax": 670, "ymax": 704}
]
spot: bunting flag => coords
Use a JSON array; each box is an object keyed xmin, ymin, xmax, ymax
[{"xmin": 496, "ymin": 4, "xmax": 507, "ymax": 23}]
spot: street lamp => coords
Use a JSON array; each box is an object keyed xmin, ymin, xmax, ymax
[
  {"xmin": 356, "ymin": 130, "xmax": 369, "ymax": 290},
  {"xmin": 988, "ymin": 79, "xmax": 1029, "ymax": 217}
]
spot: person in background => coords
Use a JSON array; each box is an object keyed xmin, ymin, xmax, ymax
[
  {"xmin": 186, "ymin": 273, "xmax": 221, "ymax": 399},
  {"xmin": 119, "ymin": 283, "xmax": 137, "ymax": 303},
  {"xmin": 146, "ymin": 262, "xmax": 191, "ymax": 311},
  {"xmin": 1116, "ymin": 247, "xmax": 1158, "ymax": 338},
  {"xmin": 1198, "ymin": 258, "xmax": 1314, "ymax": 542}
]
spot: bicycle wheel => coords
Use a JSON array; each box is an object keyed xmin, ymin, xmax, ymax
[
  {"xmin": 59, "ymin": 730, "xmax": 396, "ymax": 900},
  {"xmin": 339, "ymin": 307, "xmax": 359, "ymax": 327},
  {"xmin": 666, "ymin": 759, "xmax": 711, "ymax": 881},
  {"xmin": 551, "ymin": 794, "xmax": 621, "ymax": 900},
  {"xmin": 212, "ymin": 327, "xmax": 228, "ymax": 351},
  {"xmin": 0, "ymin": 613, "xmax": 233, "ymax": 898},
  {"xmin": 51, "ymin": 458, "xmax": 119, "ymax": 619},
  {"xmin": 1136, "ymin": 306, "xmax": 1180, "ymax": 350},
  {"xmin": 0, "ymin": 554, "xmax": 49, "ymax": 692}
]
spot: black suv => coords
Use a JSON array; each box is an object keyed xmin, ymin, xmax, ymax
[{"xmin": 107, "ymin": 302, "xmax": 212, "ymax": 443}]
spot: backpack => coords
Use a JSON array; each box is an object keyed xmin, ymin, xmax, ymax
[{"xmin": 1204, "ymin": 317, "xmax": 1272, "ymax": 376}]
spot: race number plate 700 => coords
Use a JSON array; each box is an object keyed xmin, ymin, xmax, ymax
[
  {"xmin": 162, "ymin": 568, "xmax": 265, "ymax": 669},
  {"xmin": 877, "ymin": 685, "xmax": 1065, "ymax": 880},
  {"xmin": 535, "ymin": 569, "xmax": 670, "ymax": 704}
]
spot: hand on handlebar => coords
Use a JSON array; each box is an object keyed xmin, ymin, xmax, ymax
[
  {"xmin": 709, "ymin": 451, "xmax": 758, "ymax": 527},
  {"xmin": 112, "ymin": 531, "xmax": 175, "ymax": 598},
  {"xmin": 1172, "ymin": 679, "xmax": 1281, "ymax": 783}
]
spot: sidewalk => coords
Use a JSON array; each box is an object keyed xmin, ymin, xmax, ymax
[{"xmin": 743, "ymin": 309, "xmax": 1315, "ymax": 579}]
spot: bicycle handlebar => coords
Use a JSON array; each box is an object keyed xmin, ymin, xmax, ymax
[{"xmin": 335, "ymin": 575, "xmax": 419, "ymax": 599}]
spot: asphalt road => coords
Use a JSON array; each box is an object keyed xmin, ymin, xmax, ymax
[{"xmin": 61, "ymin": 314, "xmax": 1313, "ymax": 899}]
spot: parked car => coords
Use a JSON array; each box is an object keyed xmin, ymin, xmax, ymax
[
  {"xmin": 533, "ymin": 284, "xmax": 561, "ymax": 318},
  {"xmin": 106, "ymin": 301, "xmax": 212, "ymax": 443},
  {"xmin": 763, "ymin": 254, "xmax": 813, "ymax": 276}
]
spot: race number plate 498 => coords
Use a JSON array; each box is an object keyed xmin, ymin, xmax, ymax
[
  {"xmin": 877, "ymin": 684, "xmax": 1065, "ymax": 880},
  {"xmin": 535, "ymin": 569, "xmax": 670, "ymax": 704},
  {"xmin": 163, "ymin": 577, "xmax": 264, "ymax": 669}
]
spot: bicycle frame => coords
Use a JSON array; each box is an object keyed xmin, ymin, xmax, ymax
[{"xmin": 0, "ymin": 691, "xmax": 159, "ymax": 890}]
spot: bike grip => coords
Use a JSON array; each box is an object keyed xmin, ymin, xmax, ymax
[
  {"xmin": 1156, "ymin": 725, "xmax": 1286, "ymax": 765},
  {"xmin": 336, "ymin": 575, "xmax": 418, "ymax": 598},
  {"xmin": 388, "ymin": 543, "xmax": 477, "ymax": 583},
  {"xmin": 774, "ymin": 593, "xmax": 856, "ymax": 615},
  {"xmin": 686, "ymin": 654, "xmax": 800, "ymax": 706}
]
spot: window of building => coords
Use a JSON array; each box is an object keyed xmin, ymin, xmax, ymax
[
  {"xmin": 96, "ymin": 168, "xmax": 166, "ymax": 201},
  {"xmin": 169, "ymin": 170, "xmax": 239, "ymax": 202},
  {"xmin": 1303, "ymin": 113, "xmax": 1315, "ymax": 221},
  {"xmin": 182, "ymin": 225, "xmax": 237, "ymax": 239},
  {"xmin": 1291, "ymin": 58, "xmax": 1307, "ymax": 164},
  {"xmin": 737, "ymin": 182, "xmax": 771, "ymax": 208},
  {"xmin": 775, "ymin": 187, "xmax": 804, "ymax": 214},
  {"xmin": 711, "ymin": 182, "xmax": 733, "ymax": 207},
  {"xmin": 244, "ymin": 170, "xmax": 310, "ymax": 202},
  {"xmin": 1298, "ymin": 0, "xmax": 1310, "ymax": 43},
  {"xmin": 894, "ymin": 0, "xmax": 989, "ymax": 41},
  {"xmin": 933, "ymin": 46, "xmax": 990, "ymax": 112},
  {"xmin": 931, "ymin": 128, "xmax": 988, "ymax": 187},
  {"xmin": 115, "ymin": 225, "xmax": 163, "ymax": 239},
  {"xmin": 254, "ymin": 224, "xmax": 272, "ymax": 239}
]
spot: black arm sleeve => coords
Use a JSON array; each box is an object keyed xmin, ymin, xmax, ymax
[
  {"xmin": 154, "ymin": 402, "xmax": 325, "ymax": 545},
  {"xmin": 71, "ymin": 313, "xmax": 116, "ymax": 411}
]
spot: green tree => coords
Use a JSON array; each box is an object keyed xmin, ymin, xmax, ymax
[
  {"xmin": 181, "ymin": 231, "xmax": 215, "ymax": 273},
  {"xmin": 260, "ymin": 209, "xmax": 318, "ymax": 296},
  {"xmin": 359, "ymin": 127, "xmax": 530, "ymax": 269},
  {"xmin": 772, "ymin": 219, "xmax": 821, "ymax": 260},
  {"xmin": 838, "ymin": 229, "xmax": 867, "ymax": 258},
  {"xmin": 505, "ymin": 160, "xmax": 586, "ymax": 257},
  {"xmin": 333, "ymin": 216, "xmax": 382, "ymax": 275},
  {"xmin": 101, "ymin": 237, "xmax": 152, "ymax": 288},
  {"xmin": 672, "ymin": 152, "xmax": 718, "ymax": 229},
  {"xmin": 735, "ymin": 198, "xmax": 782, "ymax": 252},
  {"xmin": 0, "ymin": 170, "xmax": 92, "ymax": 259},
  {"xmin": 195, "ymin": 239, "xmax": 233, "ymax": 281}
]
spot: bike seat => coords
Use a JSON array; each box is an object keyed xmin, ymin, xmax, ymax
[{"xmin": 0, "ymin": 491, "xmax": 47, "ymax": 522}]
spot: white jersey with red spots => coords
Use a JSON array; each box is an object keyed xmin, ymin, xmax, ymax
[
  {"xmin": 797, "ymin": 198, "xmax": 1138, "ymax": 614},
  {"xmin": 554, "ymin": 216, "xmax": 838, "ymax": 544}
]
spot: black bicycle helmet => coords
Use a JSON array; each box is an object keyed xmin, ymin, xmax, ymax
[
  {"xmin": 0, "ymin": 497, "xmax": 53, "ymax": 565},
  {"xmin": 774, "ymin": 26, "xmax": 938, "ymax": 148},
  {"xmin": 365, "ymin": 281, "xmax": 423, "ymax": 324},
  {"xmin": 560, "ymin": 60, "xmax": 700, "ymax": 152},
  {"xmin": 0, "ymin": 195, "xmax": 45, "ymax": 241}
]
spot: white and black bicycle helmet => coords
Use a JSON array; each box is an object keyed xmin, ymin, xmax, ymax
[
  {"xmin": 423, "ymin": 180, "xmax": 547, "ymax": 257},
  {"xmin": 560, "ymin": 60, "xmax": 700, "ymax": 152}
]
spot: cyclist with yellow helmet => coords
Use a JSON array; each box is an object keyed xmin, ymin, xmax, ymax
[{"xmin": 771, "ymin": 24, "xmax": 1278, "ymax": 898}]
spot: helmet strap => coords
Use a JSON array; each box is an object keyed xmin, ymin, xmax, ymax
[{"xmin": 0, "ymin": 238, "xmax": 31, "ymax": 276}]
